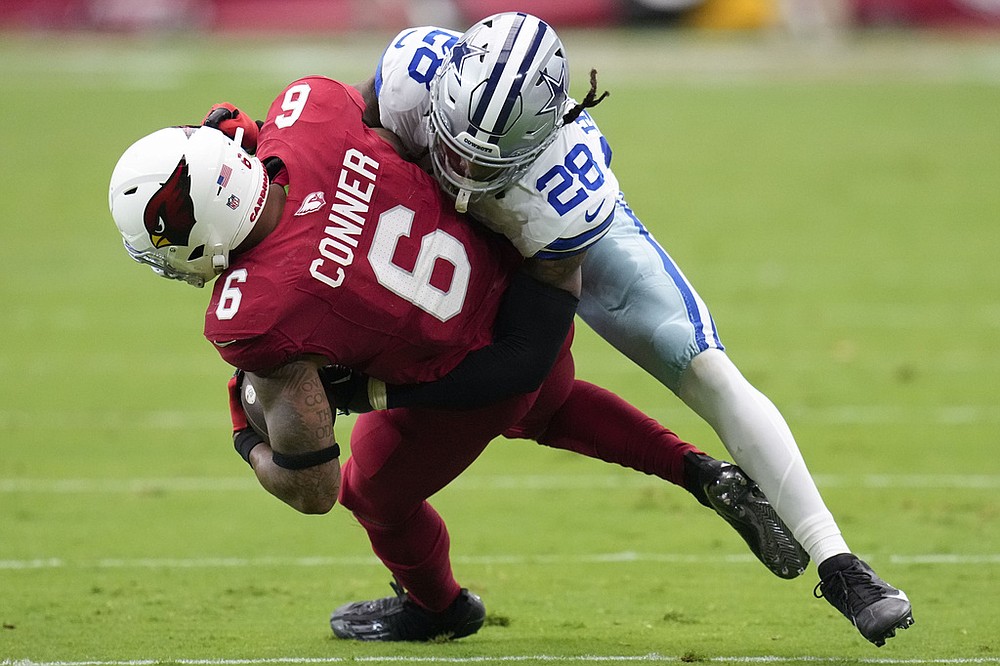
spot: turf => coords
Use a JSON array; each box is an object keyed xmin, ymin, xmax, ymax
[{"xmin": 2, "ymin": 28, "xmax": 999, "ymax": 665}]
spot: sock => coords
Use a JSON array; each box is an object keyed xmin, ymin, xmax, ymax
[
  {"xmin": 681, "ymin": 451, "xmax": 719, "ymax": 507},
  {"xmin": 536, "ymin": 379, "xmax": 701, "ymax": 487},
  {"xmin": 679, "ymin": 349, "xmax": 851, "ymax": 565},
  {"xmin": 353, "ymin": 502, "xmax": 462, "ymax": 613}
]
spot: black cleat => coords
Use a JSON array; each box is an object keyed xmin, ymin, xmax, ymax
[
  {"xmin": 685, "ymin": 452, "xmax": 810, "ymax": 579},
  {"xmin": 330, "ymin": 582, "xmax": 486, "ymax": 642},
  {"xmin": 815, "ymin": 553, "xmax": 914, "ymax": 647}
]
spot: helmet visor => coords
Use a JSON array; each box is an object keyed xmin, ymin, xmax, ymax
[{"xmin": 433, "ymin": 138, "xmax": 507, "ymax": 185}]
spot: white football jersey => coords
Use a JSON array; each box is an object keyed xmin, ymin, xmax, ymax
[{"xmin": 375, "ymin": 26, "xmax": 620, "ymax": 259}]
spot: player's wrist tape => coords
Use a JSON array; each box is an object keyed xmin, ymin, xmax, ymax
[
  {"xmin": 271, "ymin": 443, "xmax": 341, "ymax": 470},
  {"xmin": 368, "ymin": 378, "xmax": 388, "ymax": 411},
  {"xmin": 233, "ymin": 428, "xmax": 264, "ymax": 467}
]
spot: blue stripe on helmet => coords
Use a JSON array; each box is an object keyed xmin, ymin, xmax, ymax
[
  {"xmin": 467, "ymin": 13, "xmax": 526, "ymax": 137},
  {"xmin": 488, "ymin": 19, "xmax": 548, "ymax": 142},
  {"xmin": 374, "ymin": 57, "xmax": 385, "ymax": 98}
]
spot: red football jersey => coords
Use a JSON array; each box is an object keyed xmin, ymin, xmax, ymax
[{"xmin": 203, "ymin": 76, "xmax": 520, "ymax": 382}]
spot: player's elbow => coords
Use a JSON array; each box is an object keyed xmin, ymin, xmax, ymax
[
  {"xmin": 495, "ymin": 336, "xmax": 563, "ymax": 396},
  {"xmin": 260, "ymin": 459, "xmax": 341, "ymax": 514},
  {"xmin": 291, "ymin": 493, "xmax": 338, "ymax": 515},
  {"xmin": 510, "ymin": 363, "xmax": 550, "ymax": 395},
  {"xmin": 286, "ymin": 480, "xmax": 340, "ymax": 515}
]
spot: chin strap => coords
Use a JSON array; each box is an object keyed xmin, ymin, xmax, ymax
[
  {"xmin": 211, "ymin": 244, "xmax": 228, "ymax": 274},
  {"xmin": 455, "ymin": 188, "xmax": 471, "ymax": 213}
]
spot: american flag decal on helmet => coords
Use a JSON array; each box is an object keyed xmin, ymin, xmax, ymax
[{"xmin": 217, "ymin": 164, "xmax": 232, "ymax": 188}]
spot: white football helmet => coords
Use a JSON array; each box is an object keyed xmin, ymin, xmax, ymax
[
  {"xmin": 108, "ymin": 125, "xmax": 269, "ymax": 287},
  {"xmin": 428, "ymin": 12, "xmax": 570, "ymax": 212}
]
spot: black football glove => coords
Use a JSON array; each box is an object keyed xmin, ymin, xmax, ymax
[{"xmin": 318, "ymin": 365, "xmax": 374, "ymax": 415}]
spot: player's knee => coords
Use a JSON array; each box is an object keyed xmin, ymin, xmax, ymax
[
  {"xmin": 337, "ymin": 459, "xmax": 411, "ymax": 524},
  {"xmin": 296, "ymin": 494, "xmax": 338, "ymax": 515},
  {"xmin": 647, "ymin": 320, "xmax": 701, "ymax": 392},
  {"xmin": 680, "ymin": 348, "xmax": 747, "ymax": 400}
]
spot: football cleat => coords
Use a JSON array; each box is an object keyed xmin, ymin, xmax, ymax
[
  {"xmin": 685, "ymin": 452, "xmax": 810, "ymax": 579},
  {"xmin": 815, "ymin": 553, "xmax": 914, "ymax": 646},
  {"xmin": 330, "ymin": 582, "xmax": 486, "ymax": 642}
]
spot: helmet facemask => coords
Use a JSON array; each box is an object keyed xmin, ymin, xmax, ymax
[
  {"xmin": 122, "ymin": 238, "xmax": 217, "ymax": 288},
  {"xmin": 427, "ymin": 109, "xmax": 540, "ymax": 212}
]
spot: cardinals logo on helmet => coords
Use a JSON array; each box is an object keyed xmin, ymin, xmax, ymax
[{"xmin": 143, "ymin": 158, "xmax": 197, "ymax": 249}]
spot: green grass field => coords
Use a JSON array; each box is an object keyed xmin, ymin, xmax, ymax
[{"xmin": 2, "ymin": 27, "xmax": 999, "ymax": 665}]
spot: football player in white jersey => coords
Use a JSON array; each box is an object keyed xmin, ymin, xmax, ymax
[{"xmin": 356, "ymin": 12, "xmax": 913, "ymax": 647}]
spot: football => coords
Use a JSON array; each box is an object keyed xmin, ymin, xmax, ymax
[
  {"xmin": 239, "ymin": 372, "xmax": 271, "ymax": 444},
  {"xmin": 239, "ymin": 367, "xmax": 359, "ymax": 443}
]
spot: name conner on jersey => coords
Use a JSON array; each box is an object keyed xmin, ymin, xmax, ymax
[{"xmin": 309, "ymin": 148, "xmax": 380, "ymax": 289}]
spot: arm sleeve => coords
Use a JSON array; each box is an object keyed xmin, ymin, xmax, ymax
[{"xmin": 384, "ymin": 270, "xmax": 578, "ymax": 410}]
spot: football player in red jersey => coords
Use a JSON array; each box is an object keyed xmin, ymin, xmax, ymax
[{"xmin": 110, "ymin": 76, "xmax": 803, "ymax": 642}]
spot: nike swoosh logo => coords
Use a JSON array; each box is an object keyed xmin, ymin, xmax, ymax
[
  {"xmin": 584, "ymin": 201, "xmax": 605, "ymax": 223},
  {"xmin": 213, "ymin": 340, "xmax": 238, "ymax": 348}
]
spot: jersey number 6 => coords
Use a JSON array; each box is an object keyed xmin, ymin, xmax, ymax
[{"xmin": 369, "ymin": 205, "xmax": 471, "ymax": 322}]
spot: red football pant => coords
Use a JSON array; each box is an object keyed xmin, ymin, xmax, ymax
[
  {"xmin": 528, "ymin": 379, "xmax": 701, "ymax": 486},
  {"xmin": 338, "ymin": 336, "xmax": 701, "ymax": 612},
  {"xmin": 338, "ymin": 338, "xmax": 576, "ymax": 612}
]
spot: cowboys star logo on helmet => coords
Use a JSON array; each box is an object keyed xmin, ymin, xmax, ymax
[
  {"xmin": 447, "ymin": 40, "xmax": 487, "ymax": 81},
  {"xmin": 536, "ymin": 68, "xmax": 567, "ymax": 118}
]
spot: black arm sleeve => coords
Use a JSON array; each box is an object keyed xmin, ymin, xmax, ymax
[{"xmin": 385, "ymin": 270, "xmax": 578, "ymax": 410}]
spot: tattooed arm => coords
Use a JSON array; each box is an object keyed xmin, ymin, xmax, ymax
[{"xmin": 245, "ymin": 356, "xmax": 341, "ymax": 514}]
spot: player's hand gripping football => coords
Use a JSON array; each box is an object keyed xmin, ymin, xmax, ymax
[
  {"xmin": 318, "ymin": 365, "xmax": 374, "ymax": 415},
  {"xmin": 202, "ymin": 102, "xmax": 260, "ymax": 154}
]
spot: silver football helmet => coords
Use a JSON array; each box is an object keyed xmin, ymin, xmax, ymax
[
  {"xmin": 108, "ymin": 125, "xmax": 269, "ymax": 288},
  {"xmin": 428, "ymin": 12, "xmax": 570, "ymax": 212}
]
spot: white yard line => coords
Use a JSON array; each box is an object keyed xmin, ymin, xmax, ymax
[
  {"xmin": 4, "ymin": 33, "xmax": 1000, "ymax": 86},
  {"xmin": 2, "ymin": 404, "xmax": 998, "ymax": 431},
  {"xmin": 2, "ymin": 551, "xmax": 998, "ymax": 571},
  {"xmin": 4, "ymin": 655, "xmax": 1000, "ymax": 665},
  {"xmin": 2, "ymin": 473, "xmax": 999, "ymax": 494}
]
